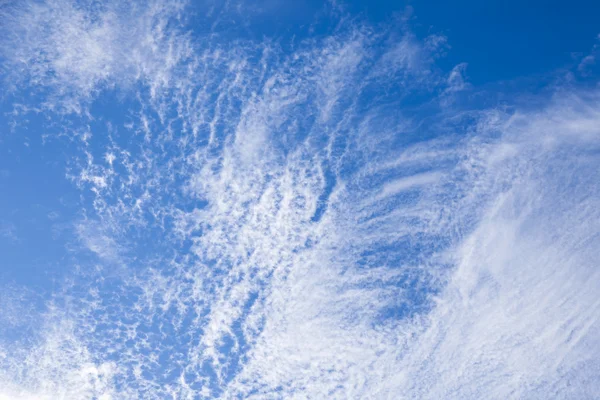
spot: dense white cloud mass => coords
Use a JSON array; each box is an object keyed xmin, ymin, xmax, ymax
[{"xmin": 0, "ymin": 0, "xmax": 599, "ymax": 399}]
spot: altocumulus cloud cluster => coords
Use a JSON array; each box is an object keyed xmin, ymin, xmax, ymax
[{"xmin": 0, "ymin": 0, "xmax": 599, "ymax": 399}]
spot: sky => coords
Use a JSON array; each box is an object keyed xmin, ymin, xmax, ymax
[{"xmin": 0, "ymin": 0, "xmax": 599, "ymax": 399}]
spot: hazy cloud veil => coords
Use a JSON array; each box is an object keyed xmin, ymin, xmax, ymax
[{"xmin": 0, "ymin": 1, "xmax": 599, "ymax": 399}]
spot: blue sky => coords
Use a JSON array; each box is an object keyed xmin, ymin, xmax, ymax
[
  {"xmin": 0, "ymin": 1, "xmax": 599, "ymax": 399},
  {"xmin": 394, "ymin": 0, "xmax": 600, "ymax": 83}
]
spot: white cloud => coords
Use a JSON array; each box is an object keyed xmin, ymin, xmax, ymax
[
  {"xmin": 0, "ymin": 1, "xmax": 598, "ymax": 399},
  {"xmin": 0, "ymin": 0, "xmax": 190, "ymax": 113},
  {"xmin": 75, "ymin": 220, "xmax": 121, "ymax": 262},
  {"xmin": 0, "ymin": 222, "xmax": 17, "ymax": 243},
  {"xmin": 222, "ymin": 92, "xmax": 600, "ymax": 399}
]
